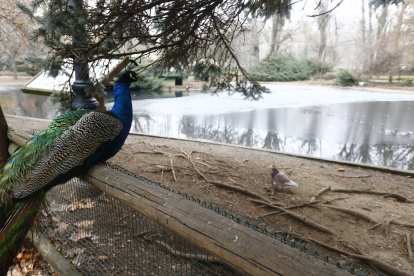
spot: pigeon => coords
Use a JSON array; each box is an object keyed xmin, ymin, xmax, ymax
[{"xmin": 271, "ymin": 168, "xmax": 299, "ymax": 192}]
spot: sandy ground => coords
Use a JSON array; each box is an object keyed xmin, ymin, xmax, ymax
[{"xmin": 3, "ymin": 77, "xmax": 414, "ymax": 275}]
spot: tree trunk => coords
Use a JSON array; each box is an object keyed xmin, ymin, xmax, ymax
[
  {"xmin": 368, "ymin": 5, "xmax": 374, "ymax": 77},
  {"xmin": 270, "ymin": 14, "xmax": 279, "ymax": 56},
  {"xmin": 374, "ymin": 1, "xmax": 388, "ymax": 74},
  {"xmin": 252, "ymin": 20, "xmax": 260, "ymax": 68},
  {"xmin": 317, "ymin": 2, "xmax": 328, "ymax": 61},
  {"xmin": 12, "ymin": 52, "xmax": 18, "ymax": 80},
  {"xmin": 269, "ymin": 14, "xmax": 284, "ymax": 56},
  {"xmin": 361, "ymin": 0, "xmax": 367, "ymax": 72}
]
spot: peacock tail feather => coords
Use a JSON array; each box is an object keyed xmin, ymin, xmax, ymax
[{"xmin": 0, "ymin": 192, "xmax": 44, "ymax": 274}]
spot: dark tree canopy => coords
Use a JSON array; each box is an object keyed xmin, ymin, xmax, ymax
[
  {"xmin": 369, "ymin": 0, "xmax": 404, "ymax": 9},
  {"xmin": 17, "ymin": 0, "xmax": 383, "ymax": 101},
  {"xmin": 18, "ymin": 0, "xmax": 297, "ymax": 100}
]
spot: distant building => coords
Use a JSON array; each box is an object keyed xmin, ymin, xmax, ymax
[{"xmin": 160, "ymin": 73, "xmax": 188, "ymax": 87}]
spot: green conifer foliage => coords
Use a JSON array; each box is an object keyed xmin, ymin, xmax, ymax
[
  {"xmin": 18, "ymin": 0, "xmax": 296, "ymax": 101},
  {"xmin": 249, "ymin": 55, "xmax": 331, "ymax": 82}
]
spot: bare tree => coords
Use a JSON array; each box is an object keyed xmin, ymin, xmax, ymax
[
  {"xmin": 269, "ymin": 14, "xmax": 285, "ymax": 56},
  {"xmin": 316, "ymin": 1, "xmax": 329, "ymax": 61},
  {"xmin": 0, "ymin": 25, "xmax": 26, "ymax": 79}
]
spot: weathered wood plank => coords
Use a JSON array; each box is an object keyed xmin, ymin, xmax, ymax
[
  {"xmin": 80, "ymin": 164, "xmax": 350, "ymax": 276},
  {"xmin": 28, "ymin": 230, "xmax": 82, "ymax": 276}
]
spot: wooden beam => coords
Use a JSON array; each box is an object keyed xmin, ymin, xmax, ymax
[
  {"xmin": 28, "ymin": 230, "xmax": 82, "ymax": 276},
  {"xmin": 10, "ymin": 128, "xmax": 351, "ymax": 276},
  {"xmin": 0, "ymin": 105, "xmax": 9, "ymax": 166},
  {"xmin": 80, "ymin": 164, "xmax": 350, "ymax": 276}
]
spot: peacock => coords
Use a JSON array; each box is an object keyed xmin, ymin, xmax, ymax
[{"xmin": 0, "ymin": 71, "xmax": 141, "ymax": 274}]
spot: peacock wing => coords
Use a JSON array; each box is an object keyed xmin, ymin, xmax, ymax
[{"xmin": 0, "ymin": 111, "xmax": 122, "ymax": 202}]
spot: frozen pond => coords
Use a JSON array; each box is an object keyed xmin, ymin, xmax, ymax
[{"xmin": 1, "ymin": 84, "xmax": 414, "ymax": 170}]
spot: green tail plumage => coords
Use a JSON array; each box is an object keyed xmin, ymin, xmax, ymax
[{"xmin": 0, "ymin": 192, "xmax": 44, "ymax": 275}]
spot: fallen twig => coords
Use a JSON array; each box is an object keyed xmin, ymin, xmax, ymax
[
  {"xmin": 310, "ymin": 186, "xmax": 330, "ymax": 202},
  {"xmin": 385, "ymin": 220, "xmax": 393, "ymax": 239},
  {"xmin": 182, "ymin": 149, "xmax": 209, "ymax": 183},
  {"xmin": 337, "ymin": 240, "xmax": 378, "ymax": 271},
  {"xmin": 258, "ymin": 201, "xmax": 321, "ymax": 218},
  {"xmin": 330, "ymin": 188, "xmax": 413, "ymax": 203},
  {"xmin": 338, "ymin": 241, "xmax": 363, "ymax": 255},
  {"xmin": 407, "ymin": 233, "xmax": 413, "ymax": 263},
  {"xmin": 348, "ymin": 254, "xmax": 412, "ymax": 276},
  {"xmin": 228, "ymin": 177, "xmax": 246, "ymax": 187},
  {"xmin": 251, "ymin": 200, "xmax": 335, "ymax": 235},
  {"xmin": 195, "ymin": 161, "xmax": 217, "ymax": 170},
  {"xmin": 391, "ymin": 221, "xmax": 414, "ymax": 228},
  {"xmin": 258, "ymin": 198, "xmax": 347, "ymax": 219},
  {"xmin": 369, "ymin": 223, "xmax": 382, "ymax": 230},
  {"xmin": 308, "ymin": 238, "xmax": 349, "ymax": 256},
  {"xmin": 211, "ymin": 181, "xmax": 271, "ymax": 203},
  {"xmin": 322, "ymin": 205, "xmax": 380, "ymax": 224},
  {"xmin": 153, "ymin": 240, "xmax": 217, "ymax": 262},
  {"xmin": 170, "ymin": 159, "xmax": 177, "ymax": 182}
]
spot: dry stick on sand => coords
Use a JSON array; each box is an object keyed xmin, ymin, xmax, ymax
[
  {"xmin": 310, "ymin": 186, "xmax": 331, "ymax": 202},
  {"xmin": 180, "ymin": 149, "xmax": 272, "ymax": 203},
  {"xmin": 348, "ymin": 254, "xmax": 412, "ymax": 276},
  {"xmin": 170, "ymin": 158, "xmax": 177, "ymax": 182},
  {"xmin": 312, "ymin": 239, "xmax": 379, "ymax": 272},
  {"xmin": 250, "ymin": 200, "xmax": 335, "ymax": 235},
  {"xmin": 211, "ymin": 181, "xmax": 272, "ymax": 203},
  {"xmin": 369, "ymin": 223, "xmax": 382, "ymax": 230},
  {"xmin": 309, "ymin": 239, "xmax": 410, "ymax": 276},
  {"xmin": 259, "ymin": 197, "xmax": 348, "ymax": 218},
  {"xmin": 308, "ymin": 238, "xmax": 349, "ymax": 256},
  {"xmin": 330, "ymin": 188, "xmax": 413, "ymax": 203},
  {"xmin": 385, "ymin": 220, "xmax": 393, "ymax": 239},
  {"xmin": 322, "ymin": 205, "xmax": 380, "ymax": 224},
  {"xmin": 153, "ymin": 240, "xmax": 217, "ymax": 262},
  {"xmin": 407, "ymin": 233, "xmax": 414, "ymax": 263},
  {"xmin": 385, "ymin": 220, "xmax": 414, "ymax": 239},
  {"xmin": 391, "ymin": 221, "xmax": 414, "ymax": 228}
]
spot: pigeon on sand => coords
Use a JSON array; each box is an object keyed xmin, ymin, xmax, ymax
[{"xmin": 271, "ymin": 168, "xmax": 299, "ymax": 192}]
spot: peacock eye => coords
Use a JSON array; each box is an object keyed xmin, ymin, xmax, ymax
[{"xmin": 129, "ymin": 73, "xmax": 136, "ymax": 80}]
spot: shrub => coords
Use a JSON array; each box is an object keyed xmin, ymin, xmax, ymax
[
  {"xmin": 112, "ymin": 58, "xmax": 163, "ymax": 91},
  {"xmin": 402, "ymin": 78, "xmax": 414, "ymax": 86},
  {"xmin": 202, "ymin": 83, "xmax": 209, "ymax": 91},
  {"xmin": 21, "ymin": 56, "xmax": 45, "ymax": 76},
  {"xmin": 249, "ymin": 55, "xmax": 332, "ymax": 82},
  {"xmin": 337, "ymin": 69, "xmax": 359, "ymax": 86}
]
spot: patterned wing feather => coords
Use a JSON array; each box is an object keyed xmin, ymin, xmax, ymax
[
  {"xmin": 12, "ymin": 112, "xmax": 122, "ymax": 199},
  {"xmin": 0, "ymin": 110, "xmax": 92, "ymax": 204}
]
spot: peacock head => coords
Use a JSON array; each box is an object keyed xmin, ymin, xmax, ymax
[{"xmin": 117, "ymin": 71, "xmax": 143, "ymax": 84}]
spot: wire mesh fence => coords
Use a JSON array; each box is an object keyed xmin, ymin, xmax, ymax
[
  {"xmin": 34, "ymin": 162, "xmax": 385, "ymax": 276},
  {"xmin": 23, "ymin": 127, "xmax": 384, "ymax": 276},
  {"xmin": 37, "ymin": 177, "xmax": 240, "ymax": 276}
]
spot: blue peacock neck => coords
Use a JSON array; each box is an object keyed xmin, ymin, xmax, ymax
[{"xmin": 110, "ymin": 81, "xmax": 133, "ymax": 145}]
